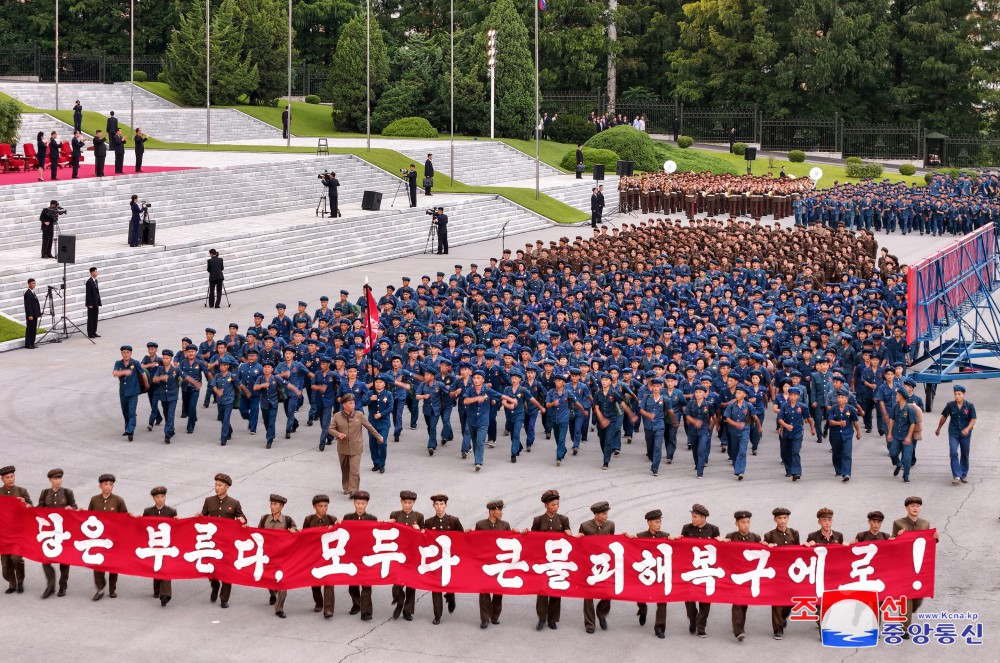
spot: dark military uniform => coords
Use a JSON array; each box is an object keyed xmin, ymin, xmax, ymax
[
  {"xmin": 37, "ymin": 484, "xmax": 76, "ymax": 595},
  {"xmin": 531, "ymin": 510, "xmax": 571, "ymax": 628},
  {"xmin": 201, "ymin": 492, "xmax": 245, "ymax": 606},
  {"xmin": 259, "ymin": 510, "xmax": 296, "ymax": 614},
  {"xmin": 342, "ymin": 509, "xmax": 378, "ymax": 618},
  {"xmin": 854, "ymin": 530, "xmax": 889, "ymax": 542},
  {"xmin": 1, "ymin": 477, "xmax": 33, "ymax": 592},
  {"xmin": 387, "ymin": 507, "xmax": 424, "ymax": 619},
  {"xmin": 87, "ymin": 491, "xmax": 128, "ymax": 598},
  {"xmin": 892, "ymin": 511, "xmax": 932, "ymax": 631},
  {"xmin": 475, "ymin": 514, "xmax": 512, "ymax": 625},
  {"xmin": 763, "ymin": 525, "xmax": 800, "ymax": 634},
  {"xmin": 424, "ymin": 511, "xmax": 464, "ymax": 621},
  {"xmin": 579, "ymin": 515, "xmax": 616, "ymax": 632},
  {"xmin": 726, "ymin": 529, "xmax": 762, "ymax": 638},
  {"xmin": 806, "ymin": 529, "xmax": 844, "ymax": 546},
  {"xmin": 635, "ymin": 528, "xmax": 670, "ymax": 636},
  {"xmin": 303, "ymin": 510, "xmax": 338, "ymax": 617},
  {"xmin": 142, "ymin": 501, "xmax": 178, "ymax": 602},
  {"xmin": 680, "ymin": 519, "xmax": 721, "ymax": 635}
]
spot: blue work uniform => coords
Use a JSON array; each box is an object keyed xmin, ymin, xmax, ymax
[
  {"xmin": 941, "ymin": 399, "xmax": 976, "ymax": 480},
  {"xmin": 152, "ymin": 362, "xmax": 181, "ymax": 440},
  {"xmin": 211, "ymin": 370, "xmax": 237, "ymax": 444},
  {"xmin": 236, "ymin": 361, "xmax": 263, "ymax": 434},
  {"xmin": 367, "ymin": 388, "xmax": 394, "ymax": 469},
  {"xmin": 684, "ymin": 397, "xmax": 713, "ymax": 477},
  {"xmin": 723, "ymin": 399, "xmax": 753, "ymax": 477},
  {"xmin": 776, "ymin": 399, "xmax": 808, "ymax": 478},
  {"xmin": 114, "ymin": 357, "xmax": 142, "ymax": 436},
  {"xmin": 827, "ymin": 403, "xmax": 858, "ymax": 478}
]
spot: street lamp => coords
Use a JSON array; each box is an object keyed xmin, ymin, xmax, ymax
[
  {"xmin": 206, "ymin": 0, "xmax": 211, "ymax": 144},
  {"xmin": 54, "ymin": 0, "xmax": 59, "ymax": 110},
  {"xmin": 366, "ymin": 0, "xmax": 370, "ymax": 152},
  {"xmin": 450, "ymin": 0, "xmax": 454, "ymax": 187},
  {"xmin": 487, "ymin": 29, "xmax": 496, "ymax": 140},
  {"xmin": 130, "ymin": 0, "xmax": 135, "ymax": 138},
  {"xmin": 287, "ymin": 0, "xmax": 292, "ymax": 148}
]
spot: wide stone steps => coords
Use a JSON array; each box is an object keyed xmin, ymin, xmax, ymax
[
  {"xmin": 129, "ymin": 109, "xmax": 284, "ymax": 144},
  {"xmin": 0, "ymin": 82, "xmax": 179, "ymax": 112},
  {"xmin": 543, "ymin": 175, "xmax": 621, "ymax": 214},
  {"xmin": 13, "ymin": 113, "xmax": 87, "ymax": 145},
  {"xmin": 402, "ymin": 142, "xmax": 564, "ymax": 186}
]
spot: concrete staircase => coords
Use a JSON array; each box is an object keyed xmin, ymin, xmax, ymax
[
  {"xmin": 543, "ymin": 175, "xmax": 621, "ymax": 214},
  {"xmin": 0, "ymin": 82, "xmax": 179, "ymax": 112},
  {"xmin": 0, "ymin": 155, "xmax": 396, "ymax": 253},
  {"xmin": 130, "ymin": 109, "xmax": 283, "ymax": 143},
  {"xmin": 402, "ymin": 142, "xmax": 564, "ymax": 186},
  {"xmin": 14, "ymin": 113, "xmax": 87, "ymax": 144}
]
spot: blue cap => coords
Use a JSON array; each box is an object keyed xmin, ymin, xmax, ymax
[
  {"xmin": 473, "ymin": 369, "xmax": 486, "ymax": 378},
  {"xmin": 146, "ymin": 342, "xmax": 158, "ymax": 348},
  {"xmin": 895, "ymin": 387, "xmax": 909, "ymax": 399},
  {"xmin": 162, "ymin": 349, "xmax": 174, "ymax": 357},
  {"xmin": 340, "ymin": 290, "xmax": 349, "ymax": 295},
  {"xmin": 205, "ymin": 327, "xmax": 216, "ymax": 334},
  {"xmin": 276, "ymin": 303, "xmax": 286, "ymax": 309},
  {"xmin": 953, "ymin": 384, "xmax": 966, "ymax": 392},
  {"xmin": 254, "ymin": 312, "xmax": 264, "ymax": 319},
  {"xmin": 735, "ymin": 384, "xmax": 748, "ymax": 394},
  {"xmin": 298, "ymin": 300, "xmax": 307, "ymax": 307},
  {"xmin": 835, "ymin": 388, "xmax": 849, "ymax": 397},
  {"xmin": 320, "ymin": 296, "xmax": 329, "ymax": 302},
  {"xmin": 694, "ymin": 384, "xmax": 707, "ymax": 392},
  {"xmin": 120, "ymin": 345, "xmax": 132, "ymax": 351}
]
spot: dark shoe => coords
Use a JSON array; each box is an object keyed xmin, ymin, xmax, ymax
[
  {"xmin": 511, "ymin": 455, "xmax": 516, "ymax": 463},
  {"xmin": 161, "ymin": 595, "xmax": 171, "ymax": 607},
  {"xmin": 689, "ymin": 620, "xmax": 696, "ymax": 634},
  {"xmin": 349, "ymin": 606, "xmax": 361, "ymax": 615},
  {"xmin": 586, "ymin": 628, "xmax": 595, "ymax": 634},
  {"xmin": 481, "ymin": 621, "xmax": 489, "ymax": 629},
  {"xmin": 154, "ymin": 590, "xmax": 160, "ymax": 599},
  {"xmin": 42, "ymin": 587, "xmax": 54, "ymax": 599},
  {"xmin": 371, "ymin": 466, "xmax": 379, "ymax": 472},
  {"xmin": 792, "ymin": 475, "xmax": 800, "ymax": 481},
  {"xmin": 548, "ymin": 622, "xmax": 558, "ymax": 630},
  {"xmin": 314, "ymin": 605, "xmax": 323, "ymax": 613},
  {"xmin": 324, "ymin": 612, "xmax": 333, "ymax": 619},
  {"xmin": 491, "ymin": 618, "xmax": 500, "ymax": 625},
  {"xmin": 893, "ymin": 464, "xmax": 902, "ymax": 476},
  {"xmin": 638, "ymin": 609, "xmax": 646, "ymax": 626},
  {"xmin": 599, "ymin": 616, "xmax": 608, "ymax": 631},
  {"xmin": 266, "ymin": 441, "xmax": 272, "ymax": 449},
  {"xmin": 276, "ymin": 611, "xmax": 286, "ymax": 618},
  {"xmin": 655, "ymin": 627, "xmax": 665, "ymax": 639},
  {"xmin": 285, "ymin": 432, "xmax": 291, "ymax": 439},
  {"xmin": 220, "ymin": 602, "xmax": 229, "ymax": 608},
  {"xmin": 402, "ymin": 613, "xmax": 413, "ymax": 621},
  {"xmin": 697, "ymin": 629, "xmax": 707, "ymax": 638},
  {"xmin": 92, "ymin": 591, "xmax": 104, "ymax": 601},
  {"xmin": 393, "ymin": 604, "xmax": 403, "ymax": 619},
  {"xmin": 109, "ymin": 592, "xmax": 117, "ymax": 598},
  {"xmin": 379, "ymin": 467, "xmax": 385, "ymax": 473},
  {"xmin": 536, "ymin": 620, "xmax": 545, "ymax": 631},
  {"xmin": 127, "ymin": 434, "xmax": 133, "ymax": 442},
  {"xmin": 428, "ymin": 448, "xmax": 434, "ymax": 456},
  {"xmin": 842, "ymin": 475, "xmax": 850, "ymax": 482},
  {"xmin": 773, "ymin": 630, "xmax": 783, "ymax": 640},
  {"xmin": 736, "ymin": 632, "xmax": 745, "ymax": 641},
  {"xmin": 572, "ymin": 448, "xmax": 578, "ymax": 456},
  {"xmin": 210, "ymin": 586, "xmax": 219, "ymax": 603},
  {"xmin": 432, "ymin": 616, "xmax": 441, "ymax": 625},
  {"xmin": 447, "ymin": 595, "xmax": 456, "ymax": 613},
  {"xmin": 57, "ymin": 588, "xmax": 66, "ymax": 597}
]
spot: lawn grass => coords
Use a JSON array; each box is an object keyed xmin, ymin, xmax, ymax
[
  {"xmin": 134, "ymin": 82, "xmax": 188, "ymax": 107},
  {"xmin": 0, "ymin": 316, "xmax": 29, "ymax": 344},
  {"xmin": 499, "ymin": 138, "xmax": 575, "ymax": 172}
]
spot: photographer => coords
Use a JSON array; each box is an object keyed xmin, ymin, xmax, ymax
[
  {"xmin": 207, "ymin": 249, "xmax": 224, "ymax": 309},
  {"xmin": 320, "ymin": 172, "xmax": 341, "ymax": 217},
  {"xmin": 430, "ymin": 206, "xmax": 448, "ymax": 255},
  {"xmin": 128, "ymin": 195, "xmax": 142, "ymax": 247},
  {"xmin": 39, "ymin": 200, "xmax": 62, "ymax": 259},
  {"xmin": 406, "ymin": 164, "xmax": 418, "ymax": 208}
]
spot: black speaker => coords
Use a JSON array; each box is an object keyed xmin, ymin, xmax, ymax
[
  {"xmin": 57, "ymin": 234, "xmax": 76, "ymax": 264},
  {"xmin": 142, "ymin": 221, "xmax": 156, "ymax": 246},
  {"xmin": 616, "ymin": 160, "xmax": 636, "ymax": 176},
  {"xmin": 744, "ymin": 147, "xmax": 757, "ymax": 161},
  {"xmin": 361, "ymin": 190, "xmax": 383, "ymax": 211},
  {"xmin": 592, "ymin": 164, "xmax": 605, "ymax": 181}
]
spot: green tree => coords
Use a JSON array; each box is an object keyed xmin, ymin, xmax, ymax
[
  {"xmin": 294, "ymin": 0, "xmax": 357, "ymax": 67},
  {"xmin": 617, "ymin": 0, "xmax": 685, "ymax": 99},
  {"xmin": 326, "ymin": 12, "xmax": 389, "ymax": 132},
  {"xmin": 472, "ymin": 0, "xmax": 534, "ymax": 138},
  {"xmin": 537, "ymin": 0, "xmax": 609, "ymax": 92},
  {"xmin": 235, "ymin": 0, "xmax": 293, "ymax": 105},
  {"xmin": 134, "ymin": 0, "xmax": 184, "ymax": 58},
  {"xmin": 162, "ymin": 0, "xmax": 259, "ymax": 106},
  {"xmin": 372, "ymin": 33, "xmax": 447, "ymax": 132}
]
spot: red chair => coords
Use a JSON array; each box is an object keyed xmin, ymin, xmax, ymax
[
  {"xmin": 58, "ymin": 142, "xmax": 81, "ymax": 168},
  {"xmin": 22, "ymin": 141, "xmax": 38, "ymax": 167},
  {"xmin": 0, "ymin": 144, "xmax": 26, "ymax": 172}
]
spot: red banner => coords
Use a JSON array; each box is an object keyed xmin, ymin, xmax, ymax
[
  {"xmin": 362, "ymin": 283, "xmax": 380, "ymax": 355},
  {"xmin": 0, "ymin": 498, "xmax": 935, "ymax": 605}
]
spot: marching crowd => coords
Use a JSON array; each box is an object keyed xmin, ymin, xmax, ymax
[
  {"xmin": 0, "ymin": 465, "xmax": 937, "ymax": 640},
  {"xmin": 105, "ymin": 220, "xmax": 977, "ymax": 492}
]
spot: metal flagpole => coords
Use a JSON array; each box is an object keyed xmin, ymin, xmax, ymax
[
  {"xmin": 534, "ymin": 1, "xmax": 539, "ymax": 200},
  {"xmin": 450, "ymin": 0, "xmax": 454, "ymax": 188},
  {"xmin": 54, "ymin": 0, "xmax": 59, "ymax": 110},
  {"xmin": 287, "ymin": 0, "xmax": 292, "ymax": 148},
  {"xmin": 130, "ymin": 0, "xmax": 134, "ymax": 139},
  {"xmin": 366, "ymin": 0, "xmax": 370, "ymax": 152},
  {"xmin": 206, "ymin": 0, "xmax": 211, "ymax": 145}
]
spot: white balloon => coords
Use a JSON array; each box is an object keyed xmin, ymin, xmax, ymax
[
  {"xmin": 664, "ymin": 160, "xmax": 677, "ymax": 173},
  {"xmin": 809, "ymin": 167, "xmax": 823, "ymax": 181}
]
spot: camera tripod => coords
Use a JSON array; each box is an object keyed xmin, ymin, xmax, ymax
[
  {"xmin": 316, "ymin": 194, "xmax": 329, "ymax": 218},
  {"xmin": 37, "ymin": 263, "xmax": 94, "ymax": 345},
  {"xmin": 391, "ymin": 175, "xmax": 409, "ymax": 208},
  {"xmin": 205, "ymin": 280, "xmax": 231, "ymax": 308},
  {"xmin": 423, "ymin": 221, "xmax": 437, "ymax": 255}
]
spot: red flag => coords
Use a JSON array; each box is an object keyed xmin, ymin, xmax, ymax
[{"xmin": 363, "ymin": 282, "xmax": 380, "ymax": 355}]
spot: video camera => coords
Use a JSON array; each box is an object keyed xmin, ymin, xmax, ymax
[
  {"xmin": 55, "ymin": 205, "xmax": 67, "ymax": 216},
  {"xmin": 140, "ymin": 200, "xmax": 152, "ymax": 210},
  {"xmin": 318, "ymin": 170, "xmax": 335, "ymax": 180}
]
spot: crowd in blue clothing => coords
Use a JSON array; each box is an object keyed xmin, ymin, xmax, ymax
[
  {"xmin": 111, "ymin": 221, "xmax": 977, "ymax": 484},
  {"xmin": 795, "ymin": 173, "xmax": 1000, "ymax": 235}
]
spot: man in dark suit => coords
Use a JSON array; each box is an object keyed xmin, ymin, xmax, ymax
[
  {"xmin": 434, "ymin": 207, "xmax": 448, "ymax": 255},
  {"xmin": 71, "ymin": 131, "xmax": 86, "ymax": 178},
  {"xmin": 207, "ymin": 249, "xmax": 224, "ymax": 308},
  {"xmin": 672, "ymin": 116, "xmax": 680, "ymax": 142},
  {"xmin": 128, "ymin": 195, "xmax": 142, "ymax": 247},
  {"xmin": 728, "ymin": 127, "xmax": 737, "ymax": 153},
  {"xmin": 134, "ymin": 128, "xmax": 147, "ymax": 172},
  {"xmin": 73, "ymin": 101, "xmax": 83, "ymax": 133},
  {"xmin": 86, "ymin": 267, "xmax": 102, "ymax": 338},
  {"xmin": 48, "ymin": 132, "xmax": 60, "ymax": 180},
  {"xmin": 424, "ymin": 153, "xmax": 434, "ymax": 196},
  {"xmin": 590, "ymin": 186, "xmax": 600, "ymax": 228},
  {"xmin": 406, "ymin": 164, "xmax": 418, "ymax": 207},
  {"xmin": 111, "ymin": 128, "xmax": 127, "ymax": 174},
  {"xmin": 106, "ymin": 111, "xmax": 119, "ymax": 138},
  {"xmin": 576, "ymin": 144, "xmax": 584, "ymax": 179},
  {"xmin": 281, "ymin": 106, "xmax": 290, "ymax": 139},
  {"xmin": 39, "ymin": 200, "xmax": 59, "ymax": 259},
  {"xmin": 597, "ymin": 184, "xmax": 606, "ymax": 219},
  {"xmin": 93, "ymin": 130, "xmax": 108, "ymax": 177},
  {"xmin": 23, "ymin": 279, "xmax": 41, "ymax": 349}
]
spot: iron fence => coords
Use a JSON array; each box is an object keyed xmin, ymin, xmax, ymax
[
  {"xmin": 842, "ymin": 123, "xmax": 921, "ymax": 160},
  {"xmin": 759, "ymin": 116, "xmax": 839, "ymax": 152},
  {"xmin": 934, "ymin": 137, "xmax": 1000, "ymax": 168},
  {"xmin": 678, "ymin": 105, "xmax": 757, "ymax": 143},
  {"xmin": 614, "ymin": 101, "xmax": 677, "ymax": 134}
]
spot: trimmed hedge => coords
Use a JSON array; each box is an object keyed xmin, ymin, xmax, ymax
[
  {"xmin": 845, "ymin": 160, "xmax": 883, "ymax": 179},
  {"xmin": 546, "ymin": 113, "xmax": 597, "ymax": 145},
  {"xmin": 788, "ymin": 150, "xmax": 806, "ymax": 162},
  {"xmin": 677, "ymin": 135, "xmax": 693, "ymax": 148},
  {"xmin": 653, "ymin": 142, "xmax": 739, "ymax": 175},
  {"xmin": 584, "ymin": 125, "xmax": 658, "ymax": 171},
  {"xmin": 381, "ymin": 116, "xmax": 438, "ymax": 138},
  {"xmin": 304, "ymin": 94, "xmax": 321, "ymax": 104},
  {"xmin": 133, "ymin": 71, "xmax": 148, "ymax": 82},
  {"xmin": 845, "ymin": 156, "xmax": 863, "ymax": 166},
  {"xmin": 899, "ymin": 164, "xmax": 916, "ymax": 176},
  {"xmin": 559, "ymin": 147, "xmax": 620, "ymax": 173},
  {"xmin": 732, "ymin": 142, "xmax": 747, "ymax": 156}
]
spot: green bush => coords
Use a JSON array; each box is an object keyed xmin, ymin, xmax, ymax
[
  {"xmin": 845, "ymin": 160, "xmax": 884, "ymax": 179},
  {"xmin": 788, "ymin": 150, "xmax": 806, "ymax": 163},
  {"xmin": 731, "ymin": 142, "xmax": 747, "ymax": 156},
  {"xmin": 899, "ymin": 164, "xmax": 917, "ymax": 176},
  {"xmin": 0, "ymin": 99, "xmax": 23, "ymax": 145},
  {"xmin": 304, "ymin": 94, "xmax": 321, "ymax": 105},
  {"xmin": 677, "ymin": 135, "xmax": 693, "ymax": 148},
  {"xmin": 546, "ymin": 113, "xmax": 596, "ymax": 145},
  {"xmin": 846, "ymin": 156, "xmax": 863, "ymax": 166},
  {"xmin": 382, "ymin": 116, "xmax": 439, "ymax": 138},
  {"xmin": 584, "ymin": 125, "xmax": 658, "ymax": 171},
  {"xmin": 653, "ymin": 142, "xmax": 739, "ymax": 175},
  {"xmin": 559, "ymin": 147, "xmax": 620, "ymax": 173},
  {"xmin": 133, "ymin": 70, "xmax": 148, "ymax": 82}
]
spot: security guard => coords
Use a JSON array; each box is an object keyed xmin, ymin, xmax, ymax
[
  {"xmin": 388, "ymin": 490, "xmax": 424, "ymax": 620},
  {"xmin": 475, "ymin": 499, "xmax": 513, "ymax": 628},
  {"xmin": 87, "ymin": 474, "xmax": 128, "ymax": 600},
  {"xmin": 142, "ymin": 486, "xmax": 178, "ymax": 606},
  {"xmin": 424, "ymin": 494, "xmax": 463, "ymax": 624},
  {"xmin": 633, "ymin": 509, "xmax": 669, "ymax": 638},
  {"xmin": 763, "ymin": 506, "xmax": 799, "ymax": 639},
  {"xmin": 580, "ymin": 501, "xmax": 616, "ymax": 633},
  {"xmin": 725, "ymin": 510, "xmax": 762, "ymax": 641},
  {"xmin": 37, "ymin": 468, "xmax": 76, "ymax": 597},
  {"xmin": 303, "ymin": 494, "xmax": 338, "ymax": 618},
  {"xmin": 343, "ymin": 491, "xmax": 377, "ymax": 620},
  {"xmin": 1, "ymin": 466, "xmax": 32, "ymax": 594},
  {"xmin": 112, "ymin": 345, "xmax": 143, "ymax": 441},
  {"xmin": 258, "ymin": 494, "xmax": 297, "ymax": 618},
  {"xmin": 680, "ymin": 503, "xmax": 720, "ymax": 637},
  {"xmin": 200, "ymin": 473, "xmax": 246, "ymax": 608},
  {"xmin": 531, "ymin": 489, "xmax": 572, "ymax": 630}
]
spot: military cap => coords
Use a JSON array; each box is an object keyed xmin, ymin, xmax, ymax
[
  {"xmin": 0, "ymin": 466, "xmax": 15, "ymax": 476},
  {"xmin": 694, "ymin": 384, "xmax": 707, "ymax": 393},
  {"xmin": 253, "ymin": 312, "xmax": 265, "ymax": 318},
  {"xmin": 297, "ymin": 301, "xmax": 307, "ymax": 307},
  {"xmin": 214, "ymin": 473, "xmax": 232, "ymax": 486},
  {"xmin": 182, "ymin": 336, "xmax": 193, "ymax": 344},
  {"xmin": 275, "ymin": 303, "xmax": 286, "ymax": 309},
  {"xmin": 486, "ymin": 499, "xmax": 504, "ymax": 511},
  {"xmin": 146, "ymin": 341, "xmax": 158, "ymax": 348},
  {"xmin": 228, "ymin": 323, "xmax": 239, "ymax": 330},
  {"xmin": 734, "ymin": 510, "xmax": 752, "ymax": 521},
  {"xmin": 734, "ymin": 383, "xmax": 749, "ymax": 394},
  {"xmin": 590, "ymin": 501, "xmax": 610, "ymax": 514},
  {"xmin": 340, "ymin": 392, "xmax": 355, "ymax": 403},
  {"xmin": 691, "ymin": 503, "xmax": 709, "ymax": 517},
  {"xmin": 430, "ymin": 494, "xmax": 449, "ymax": 503},
  {"xmin": 351, "ymin": 490, "xmax": 370, "ymax": 501},
  {"xmin": 473, "ymin": 369, "xmax": 486, "ymax": 378},
  {"xmin": 866, "ymin": 511, "xmax": 885, "ymax": 522},
  {"xmin": 816, "ymin": 507, "xmax": 834, "ymax": 519},
  {"xmin": 399, "ymin": 490, "xmax": 417, "ymax": 501},
  {"xmin": 206, "ymin": 327, "xmax": 217, "ymax": 333},
  {"xmin": 269, "ymin": 494, "xmax": 287, "ymax": 505},
  {"xmin": 47, "ymin": 468, "xmax": 63, "ymax": 479},
  {"xmin": 772, "ymin": 507, "xmax": 791, "ymax": 517},
  {"xmin": 904, "ymin": 496, "xmax": 922, "ymax": 506},
  {"xmin": 304, "ymin": 494, "xmax": 329, "ymax": 506},
  {"xmin": 835, "ymin": 388, "xmax": 849, "ymax": 397},
  {"xmin": 150, "ymin": 486, "xmax": 167, "ymax": 496},
  {"xmin": 263, "ymin": 360, "xmax": 275, "ymax": 368},
  {"xmin": 98, "ymin": 473, "xmax": 116, "ymax": 483},
  {"xmin": 953, "ymin": 384, "xmax": 966, "ymax": 392},
  {"xmin": 832, "ymin": 373, "xmax": 845, "ymax": 382},
  {"xmin": 185, "ymin": 345, "xmax": 198, "ymax": 352},
  {"xmin": 162, "ymin": 349, "xmax": 174, "ymax": 357},
  {"xmin": 120, "ymin": 344, "xmax": 132, "ymax": 351},
  {"xmin": 644, "ymin": 509, "xmax": 662, "ymax": 521},
  {"xmin": 895, "ymin": 387, "xmax": 910, "ymax": 400},
  {"xmin": 541, "ymin": 489, "xmax": 560, "ymax": 503},
  {"xmin": 553, "ymin": 373, "xmax": 566, "ymax": 381}
]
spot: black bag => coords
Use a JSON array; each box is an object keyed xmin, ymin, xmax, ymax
[
  {"xmin": 422, "ymin": 176, "xmax": 434, "ymax": 188},
  {"xmin": 576, "ymin": 163, "xmax": 586, "ymax": 173}
]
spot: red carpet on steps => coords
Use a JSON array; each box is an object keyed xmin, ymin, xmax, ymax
[{"xmin": 0, "ymin": 164, "xmax": 196, "ymax": 187}]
